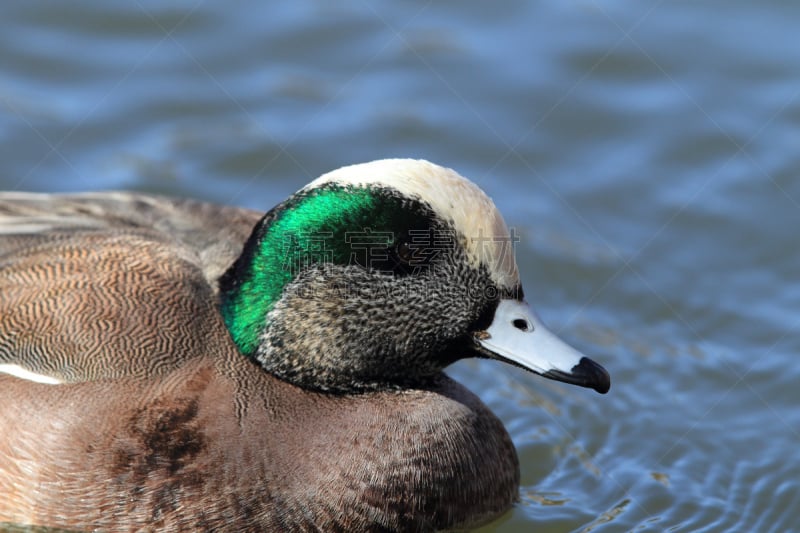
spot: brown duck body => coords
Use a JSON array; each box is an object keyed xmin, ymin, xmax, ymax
[
  {"xmin": 0, "ymin": 361, "xmax": 517, "ymax": 530},
  {"xmin": 0, "ymin": 192, "xmax": 518, "ymax": 530}
]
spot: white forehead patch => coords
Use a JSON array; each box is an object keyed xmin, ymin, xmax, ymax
[{"xmin": 305, "ymin": 159, "xmax": 520, "ymax": 289}]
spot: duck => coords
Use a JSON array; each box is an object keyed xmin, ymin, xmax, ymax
[{"xmin": 0, "ymin": 159, "xmax": 609, "ymax": 531}]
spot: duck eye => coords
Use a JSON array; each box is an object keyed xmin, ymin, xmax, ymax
[{"xmin": 395, "ymin": 239, "xmax": 414, "ymax": 264}]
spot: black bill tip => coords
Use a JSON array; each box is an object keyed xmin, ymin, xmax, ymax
[{"xmin": 543, "ymin": 356, "xmax": 611, "ymax": 394}]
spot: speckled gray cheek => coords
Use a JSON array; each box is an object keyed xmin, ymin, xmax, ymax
[{"xmin": 254, "ymin": 244, "xmax": 499, "ymax": 393}]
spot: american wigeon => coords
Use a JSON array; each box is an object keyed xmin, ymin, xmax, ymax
[{"xmin": 0, "ymin": 159, "xmax": 609, "ymax": 531}]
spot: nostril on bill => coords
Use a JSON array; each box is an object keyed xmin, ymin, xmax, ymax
[{"xmin": 512, "ymin": 318, "xmax": 530, "ymax": 332}]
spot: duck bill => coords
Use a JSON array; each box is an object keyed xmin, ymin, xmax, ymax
[{"xmin": 474, "ymin": 299, "xmax": 610, "ymax": 394}]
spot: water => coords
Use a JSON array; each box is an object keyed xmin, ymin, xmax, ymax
[{"xmin": 2, "ymin": 1, "xmax": 799, "ymax": 531}]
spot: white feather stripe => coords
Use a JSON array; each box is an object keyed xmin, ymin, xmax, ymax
[{"xmin": 0, "ymin": 364, "xmax": 62, "ymax": 384}]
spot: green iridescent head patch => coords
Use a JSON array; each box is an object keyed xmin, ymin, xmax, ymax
[{"xmin": 219, "ymin": 184, "xmax": 431, "ymax": 355}]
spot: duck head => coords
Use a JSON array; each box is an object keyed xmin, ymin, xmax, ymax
[{"xmin": 219, "ymin": 159, "xmax": 610, "ymax": 395}]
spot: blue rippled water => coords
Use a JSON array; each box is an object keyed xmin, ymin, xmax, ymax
[{"xmin": 2, "ymin": 1, "xmax": 799, "ymax": 531}]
